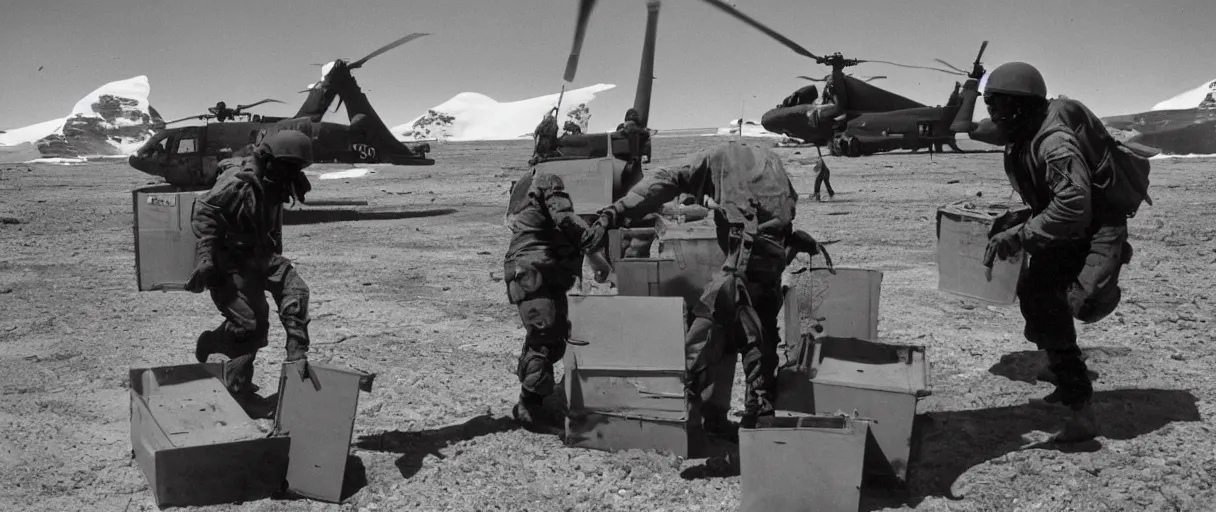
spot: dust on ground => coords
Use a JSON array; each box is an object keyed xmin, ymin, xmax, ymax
[{"xmin": 1, "ymin": 137, "xmax": 1214, "ymax": 512}]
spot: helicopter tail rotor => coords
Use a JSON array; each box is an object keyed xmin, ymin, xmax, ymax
[{"xmin": 934, "ymin": 40, "xmax": 990, "ymax": 80}]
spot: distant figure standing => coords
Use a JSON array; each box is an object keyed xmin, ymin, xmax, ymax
[{"xmin": 812, "ymin": 157, "xmax": 835, "ymax": 201}]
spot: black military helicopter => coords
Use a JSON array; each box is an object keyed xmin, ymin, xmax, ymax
[
  {"xmin": 522, "ymin": 0, "xmax": 661, "ymax": 217},
  {"xmin": 697, "ymin": 0, "xmax": 988, "ymax": 157},
  {"xmin": 128, "ymin": 34, "xmax": 436, "ymax": 187}
]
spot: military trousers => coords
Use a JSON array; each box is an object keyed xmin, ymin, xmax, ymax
[
  {"xmin": 1017, "ymin": 222, "xmax": 1130, "ymax": 409},
  {"xmin": 814, "ymin": 166, "xmax": 835, "ymax": 197},
  {"xmin": 506, "ymin": 268, "xmax": 575, "ymax": 402},
  {"xmin": 684, "ymin": 268, "xmax": 784, "ymax": 426},
  {"xmin": 207, "ymin": 253, "xmax": 311, "ymax": 393}
]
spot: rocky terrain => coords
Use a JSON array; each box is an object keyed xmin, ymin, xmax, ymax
[{"xmin": 0, "ymin": 136, "xmax": 1213, "ymax": 511}]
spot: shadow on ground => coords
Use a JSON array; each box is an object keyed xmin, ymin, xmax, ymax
[
  {"xmin": 270, "ymin": 454, "xmax": 367, "ymax": 503},
  {"xmin": 677, "ymin": 388, "xmax": 1200, "ymax": 511},
  {"xmin": 354, "ymin": 414, "xmax": 521, "ymax": 479},
  {"xmin": 988, "ymin": 347, "xmax": 1132, "ymax": 384},
  {"xmin": 283, "ymin": 207, "xmax": 457, "ymax": 225},
  {"xmin": 865, "ymin": 387, "xmax": 1201, "ymax": 510}
]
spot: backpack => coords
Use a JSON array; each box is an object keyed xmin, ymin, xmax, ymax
[
  {"xmin": 1032, "ymin": 126, "xmax": 1155, "ymax": 219},
  {"xmin": 1094, "ymin": 135, "xmax": 1156, "ymax": 218}
]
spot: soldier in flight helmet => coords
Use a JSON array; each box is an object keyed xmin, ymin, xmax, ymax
[
  {"xmin": 184, "ymin": 129, "xmax": 316, "ymax": 412},
  {"xmin": 976, "ymin": 61, "xmax": 1137, "ymax": 443}
]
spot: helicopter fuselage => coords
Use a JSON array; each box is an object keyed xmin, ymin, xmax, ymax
[{"xmin": 128, "ymin": 117, "xmax": 434, "ymax": 187}]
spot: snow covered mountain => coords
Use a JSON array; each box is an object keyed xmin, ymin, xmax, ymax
[
  {"xmin": 714, "ymin": 118, "xmax": 782, "ymax": 138},
  {"xmin": 0, "ymin": 76, "xmax": 164, "ymax": 157},
  {"xmin": 1151, "ymin": 79, "xmax": 1216, "ymax": 111},
  {"xmin": 394, "ymin": 84, "xmax": 615, "ymax": 142}
]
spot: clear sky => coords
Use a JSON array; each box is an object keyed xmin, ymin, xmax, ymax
[{"xmin": 2, "ymin": 0, "xmax": 1214, "ymax": 133}]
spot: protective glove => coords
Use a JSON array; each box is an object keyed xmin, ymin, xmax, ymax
[
  {"xmin": 586, "ymin": 250, "xmax": 613, "ymax": 283},
  {"xmin": 785, "ymin": 230, "xmax": 836, "ymax": 275},
  {"xmin": 595, "ymin": 204, "xmax": 622, "ymax": 231},
  {"xmin": 983, "ymin": 226, "xmax": 1023, "ymax": 268},
  {"xmin": 184, "ymin": 258, "xmax": 218, "ymax": 293}
]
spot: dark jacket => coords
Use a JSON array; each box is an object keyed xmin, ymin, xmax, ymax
[
  {"xmin": 1003, "ymin": 98, "xmax": 1117, "ymax": 254},
  {"xmin": 504, "ymin": 170, "xmax": 602, "ymax": 288},
  {"xmin": 612, "ymin": 141, "xmax": 799, "ymax": 275},
  {"xmin": 192, "ymin": 156, "xmax": 284, "ymax": 270}
]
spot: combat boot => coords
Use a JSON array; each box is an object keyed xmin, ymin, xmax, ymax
[
  {"xmin": 195, "ymin": 329, "xmax": 220, "ymax": 363},
  {"xmin": 1049, "ymin": 402, "xmax": 1098, "ymax": 443},
  {"xmin": 1029, "ymin": 387, "xmax": 1063, "ymax": 406},
  {"xmin": 811, "ymin": 192, "xmax": 823, "ymax": 202},
  {"xmin": 513, "ymin": 392, "xmax": 564, "ymax": 436}
]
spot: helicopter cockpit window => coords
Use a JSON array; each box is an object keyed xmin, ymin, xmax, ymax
[{"xmin": 176, "ymin": 138, "xmax": 198, "ymax": 155}]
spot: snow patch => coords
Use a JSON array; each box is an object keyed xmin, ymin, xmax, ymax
[
  {"xmin": 713, "ymin": 118, "xmax": 782, "ymax": 138},
  {"xmin": 0, "ymin": 118, "xmax": 64, "ymax": 146},
  {"xmin": 1149, "ymin": 152, "xmax": 1216, "ymax": 160},
  {"xmin": 319, "ymin": 168, "xmax": 373, "ymax": 180},
  {"xmin": 394, "ymin": 84, "xmax": 616, "ymax": 142}
]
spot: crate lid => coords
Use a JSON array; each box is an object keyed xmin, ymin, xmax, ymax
[{"xmin": 273, "ymin": 362, "xmax": 375, "ymax": 503}]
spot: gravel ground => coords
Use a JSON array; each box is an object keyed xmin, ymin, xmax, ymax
[{"xmin": 0, "ymin": 136, "xmax": 1213, "ymax": 512}]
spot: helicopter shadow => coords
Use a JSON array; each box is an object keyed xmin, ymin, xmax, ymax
[{"xmin": 282, "ymin": 207, "xmax": 457, "ymax": 225}]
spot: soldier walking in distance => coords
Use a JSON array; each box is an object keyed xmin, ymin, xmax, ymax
[
  {"xmin": 591, "ymin": 141, "xmax": 833, "ymax": 436},
  {"xmin": 503, "ymin": 169, "xmax": 611, "ymax": 434},
  {"xmin": 185, "ymin": 130, "xmax": 315, "ymax": 407},
  {"xmin": 811, "ymin": 157, "xmax": 835, "ymax": 201},
  {"xmin": 978, "ymin": 62, "xmax": 1138, "ymax": 443}
]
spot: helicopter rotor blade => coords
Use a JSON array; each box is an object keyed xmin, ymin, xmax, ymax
[
  {"xmin": 563, "ymin": 0, "xmax": 598, "ymax": 82},
  {"xmin": 695, "ymin": 0, "xmax": 820, "ymax": 61},
  {"xmin": 348, "ymin": 32, "xmax": 430, "ymax": 69},
  {"xmin": 856, "ymin": 59, "xmax": 967, "ymax": 76},
  {"xmin": 235, "ymin": 98, "xmax": 285, "ymax": 111},
  {"xmin": 862, "ymin": 75, "xmax": 887, "ymax": 82},
  {"xmin": 932, "ymin": 59, "xmax": 970, "ymax": 75},
  {"xmin": 797, "ymin": 75, "xmax": 828, "ymax": 82}
]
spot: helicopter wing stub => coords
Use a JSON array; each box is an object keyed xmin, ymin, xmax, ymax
[
  {"xmin": 349, "ymin": 33, "xmax": 430, "ymax": 69},
  {"xmin": 564, "ymin": 0, "xmax": 598, "ymax": 82}
]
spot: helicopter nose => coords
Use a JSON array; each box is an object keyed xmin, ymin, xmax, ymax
[
  {"xmin": 761, "ymin": 104, "xmax": 837, "ymax": 142},
  {"xmin": 128, "ymin": 153, "xmax": 160, "ymax": 177}
]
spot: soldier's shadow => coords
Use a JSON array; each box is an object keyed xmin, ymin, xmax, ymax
[
  {"xmin": 676, "ymin": 388, "xmax": 1200, "ymax": 511},
  {"xmin": 862, "ymin": 387, "xmax": 1200, "ymax": 510},
  {"xmin": 354, "ymin": 414, "xmax": 521, "ymax": 479},
  {"xmin": 986, "ymin": 347, "xmax": 1130, "ymax": 384}
]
